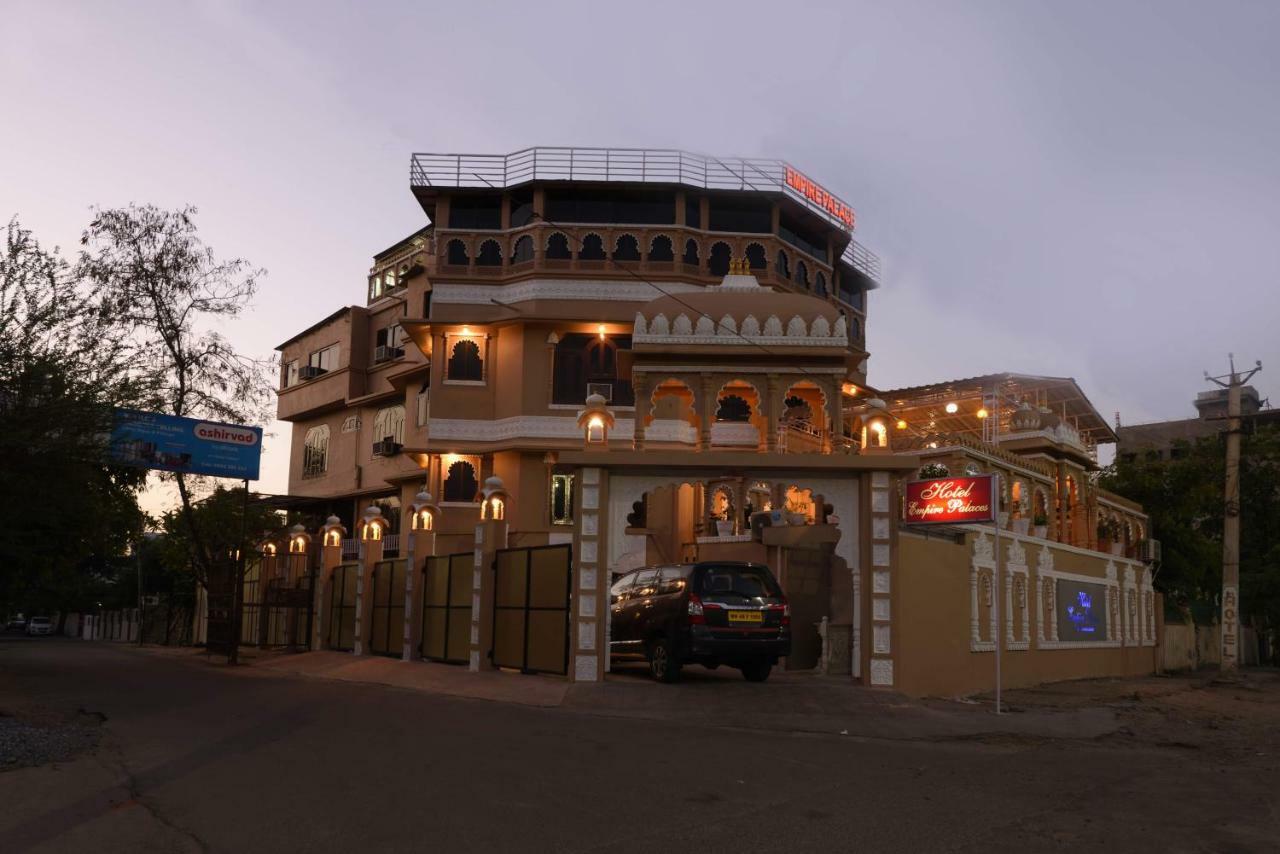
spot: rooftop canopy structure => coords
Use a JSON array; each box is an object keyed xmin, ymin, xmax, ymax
[{"xmin": 878, "ymin": 372, "xmax": 1118, "ymax": 465}]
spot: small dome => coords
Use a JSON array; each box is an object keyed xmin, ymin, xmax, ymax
[
  {"xmin": 324, "ymin": 515, "xmax": 342, "ymax": 527},
  {"xmin": 584, "ymin": 392, "xmax": 608, "ymax": 407}
]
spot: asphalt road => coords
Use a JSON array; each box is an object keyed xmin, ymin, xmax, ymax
[{"xmin": 1, "ymin": 638, "xmax": 1275, "ymax": 853}]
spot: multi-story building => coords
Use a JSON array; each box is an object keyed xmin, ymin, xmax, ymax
[
  {"xmin": 1117, "ymin": 386, "xmax": 1280, "ymax": 462},
  {"xmin": 264, "ymin": 148, "xmax": 1159, "ymax": 695},
  {"xmin": 275, "ymin": 149, "xmax": 878, "ymax": 557}
]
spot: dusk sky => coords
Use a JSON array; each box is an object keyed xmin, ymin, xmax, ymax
[{"xmin": 5, "ymin": 1, "xmax": 1278, "ymax": 509}]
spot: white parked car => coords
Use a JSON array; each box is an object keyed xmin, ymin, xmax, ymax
[{"xmin": 26, "ymin": 616, "xmax": 53, "ymax": 636}]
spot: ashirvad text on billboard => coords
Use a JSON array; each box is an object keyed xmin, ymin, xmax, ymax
[
  {"xmin": 901, "ymin": 475, "xmax": 997, "ymax": 526},
  {"xmin": 108, "ymin": 409, "xmax": 263, "ymax": 480}
]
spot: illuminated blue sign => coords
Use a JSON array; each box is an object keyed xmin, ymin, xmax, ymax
[
  {"xmin": 109, "ymin": 409, "xmax": 263, "ymax": 481},
  {"xmin": 1056, "ymin": 579, "xmax": 1108, "ymax": 642}
]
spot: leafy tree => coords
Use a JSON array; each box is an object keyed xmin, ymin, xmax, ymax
[
  {"xmin": 0, "ymin": 218, "xmax": 147, "ymax": 619},
  {"xmin": 77, "ymin": 206, "xmax": 274, "ymax": 591},
  {"xmin": 1102, "ymin": 424, "xmax": 1280, "ymax": 643}
]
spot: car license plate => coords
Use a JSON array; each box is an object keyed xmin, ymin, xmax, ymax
[{"xmin": 727, "ymin": 610, "xmax": 762, "ymax": 624}]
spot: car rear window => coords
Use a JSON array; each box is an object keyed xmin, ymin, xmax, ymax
[{"xmin": 694, "ymin": 565, "xmax": 782, "ymax": 604}]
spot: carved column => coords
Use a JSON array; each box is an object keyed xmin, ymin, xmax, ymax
[
  {"xmin": 632, "ymin": 373, "xmax": 650, "ymax": 451},
  {"xmin": 765, "ymin": 374, "xmax": 780, "ymax": 453},
  {"xmin": 699, "ymin": 373, "xmax": 716, "ymax": 451}
]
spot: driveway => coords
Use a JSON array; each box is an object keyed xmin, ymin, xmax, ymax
[{"xmin": 2, "ymin": 638, "xmax": 1276, "ymax": 852}]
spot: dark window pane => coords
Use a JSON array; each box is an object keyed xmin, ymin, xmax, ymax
[
  {"xmin": 476, "ymin": 240, "xmax": 502, "ymax": 266},
  {"xmin": 708, "ymin": 197, "xmax": 772, "ymax": 233},
  {"xmin": 708, "ymin": 242, "xmax": 731, "ymax": 277},
  {"xmin": 448, "ymin": 194, "xmax": 503, "ymax": 230},
  {"xmin": 447, "ymin": 339, "xmax": 483, "ymax": 381},
  {"xmin": 443, "ymin": 461, "xmax": 478, "ymax": 502},
  {"xmin": 546, "ymin": 232, "xmax": 571, "ymax": 259},
  {"xmin": 685, "ymin": 195, "xmax": 701, "ymax": 229},
  {"xmin": 578, "ymin": 233, "xmax": 605, "ymax": 260},
  {"xmin": 716, "ymin": 395, "xmax": 752, "ymax": 422},
  {"xmin": 778, "ymin": 214, "xmax": 829, "ymax": 262},
  {"xmin": 745, "ymin": 243, "xmax": 766, "ymax": 270},
  {"xmin": 446, "ymin": 240, "xmax": 469, "ymax": 265},
  {"xmin": 648, "ymin": 235, "xmax": 674, "ymax": 261},
  {"xmin": 612, "ymin": 234, "xmax": 640, "ymax": 261},
  {"xmin": 544, "ymin": 189, "xmax": 675, "ymax": 225},
  {"xmin": 551, "ymin": 333, "xmax": 633, "ymax": 406},
  {"xmin": 682, "ymin": 239, "xmax": 700, "ymax": 265}
]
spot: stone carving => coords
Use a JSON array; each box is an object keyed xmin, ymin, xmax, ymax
[
  {"xmin": 695, "ymin": 315, "xmax": 715, "ymax": 335},
  {"xmin": 763, "ymin": 315, "xmax": 784, "ymax": 336},
  {"xmin": 1036, "ymin": 546, "xmax": 1054, "ymax": 573},
  {"xmin": 672, "ymin": 314, "xmax": 693, "ymax": 335},
  {"xmin": 974, "ymin": 533, "xmax": 994, "ymax": 563},
  {"xmin": 786, "ymin": 315, "xmax": 807, "ymax": 336},
  {"xmin": 740, "ymin": 315, "xmax": 761, "ymax": 336},
  {"xmin": 1006, "ymin": 539, "xmax": 1026, "ymax": 567},
  {"xmin": 870, "ymin": 658, "xmax": 894, "ymax": 686}
]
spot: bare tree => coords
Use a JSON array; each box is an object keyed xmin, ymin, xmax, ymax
[{"xmin": 77, "ymin": 205, "xmax": 274, "ymax": 653}]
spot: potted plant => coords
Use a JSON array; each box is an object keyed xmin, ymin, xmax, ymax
[
  {"xmin": 785, "ymin": 496, "xmax": 809, "ymax": 526},
  {"xmin": 1032, "ymin": 513, "xmax": 1048, "ymax": 539},
  {"xmin": 1011, "ymin": 503, "xmax": 1031, "ymax": 535},
  {"xmin": 1097, "ymin": 517, "xmax": 1123, "ymax": 555}
]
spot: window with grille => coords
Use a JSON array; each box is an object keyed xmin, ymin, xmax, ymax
[{"xmin": 302, "ymin": 425, "xmax": 330, "ymax": 478}]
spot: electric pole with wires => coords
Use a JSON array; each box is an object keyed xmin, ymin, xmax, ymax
[{"xmin": 1205, "ymin": 354, "xmax": 1262, "ymax": 673}]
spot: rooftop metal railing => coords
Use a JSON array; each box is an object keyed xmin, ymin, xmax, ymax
[{"xmin": 409, "ymin": 147, "xmax": 881, "ymax": 282}]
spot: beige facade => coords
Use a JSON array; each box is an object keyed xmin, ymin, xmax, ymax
[{"xmin": 264, "ymin": 148, "xmax": 1156, "ymax": 696}]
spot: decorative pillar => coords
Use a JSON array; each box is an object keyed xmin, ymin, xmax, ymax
[
  {"xmin": 865, "ymin": 471, "xmax": 898, "ymax": 687},
  {"xmin": 699, "ymin": 373, "xmax": 716, "ymax": 451},
  {"xmin": 765, "ymin": 374, "xmax": 780, "ymax": 452},
  {"xmin": 353, "ymin": 506, "xmax": 387, "ymax": 656},
  {"xmin": 257, "ymin": 544, "xmax": 280, "ymax": 649},
  {"xmin": 314, "ymin": 516, "xmax": 346, "ymax": 650},
  {"xmin": 824, "ymin": 378, "xmax": 842, "ymax": 453},
  {"xmin": 632, "ymin": 374, "xmax": 650, "ymax": 451},
  {"xmin": 571, "ymin": 466, "xmax": 607, "ymax": 681},
  {"xmin": 403, "ymin": 491, "xmax": 439, "ymax": 661},
  {"xmin": 469, "ymin": 515, "xmax": 509, "ymax": 672}
]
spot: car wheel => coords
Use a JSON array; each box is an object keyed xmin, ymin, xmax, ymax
[
  {"xmin": 741, "ymin": 659, "xmax": 772, "ymax": 683},
  {"xmin": 648, "ymin": 638, "xmax": 681, "ymax": 683}
]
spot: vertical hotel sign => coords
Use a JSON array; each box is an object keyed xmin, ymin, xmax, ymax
[
  {"xmin": 783, "ymin": 165, "xmax": 856, "ymax": 230},
  {"xmin": 902, "ymin": 476, "xmax": 997, "ymax": 525}
]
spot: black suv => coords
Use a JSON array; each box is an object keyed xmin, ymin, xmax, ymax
[{"xmin": 609, "ymin": 561, "xmax": 790, "ymax": 683}]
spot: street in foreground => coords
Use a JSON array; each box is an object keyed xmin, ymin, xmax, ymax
[{"xmin": 2, "ymin": 638, "xmax": 1278, "ymax": 853}]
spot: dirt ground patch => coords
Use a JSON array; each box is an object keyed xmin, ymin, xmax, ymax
[
  {"xmin": 950, "ymin": 668, "xmax": 1280, "ymax": 767},
  {"xmin": 0, "ymin": 705, "xmax": 104, "ymax": 772}
]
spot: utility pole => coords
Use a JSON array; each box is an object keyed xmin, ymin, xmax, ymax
[{"xmin": 1205, "ymin": 354, "xmax": 1262, "ymax": 672}]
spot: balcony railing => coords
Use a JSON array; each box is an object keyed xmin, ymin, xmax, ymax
[{"xmin": 410, "ymin": 147, "xmax": 881, "ymax": 282}]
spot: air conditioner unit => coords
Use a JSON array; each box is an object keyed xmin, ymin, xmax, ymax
[
  {"xmin": 586, "ymin": 382, "xmax": 613, "ymax": 402},
  {"xmin": 372, "ymin": 438, "xmax": 402, "ymax": 457},
  {"xmin": 1141, "ymin": 539, "xmax": 1161, "ymax": 563},
  {"xmin": 373, "ymin": 345, "xmax": 403, "ymax": 364},
  {"xmin": 299, "ymin": 365, "xmax": 327, "ymax": 380}
]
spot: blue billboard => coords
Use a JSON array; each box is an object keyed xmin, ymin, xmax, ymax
[{"xmin": 109, "ymin": 409, "xmax": 263, "ymax": 481}]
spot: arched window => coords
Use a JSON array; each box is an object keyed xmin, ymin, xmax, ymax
[
  {"xmin": 716, "ymin": 395, "xmax": 752, "ymax": 423},
  {"xmin": 648, "ymin": 235, "xmax": 674, "ymax": 261},
  {"xmin": 443, "ymin": 460, "xmax": 479, "ymax": 502},
  {"xmin": 795, "ymin": 261, "xmax": 809, "ymax": 288},
  {"xmin": 476, "ymin": 239, "xmax": 501, "ymax": 267},
  {"xmin": 546, "ymin": 232, "xmax": 571, "ymax": 260},
  {"xmin": 302, "ymin": 425, "xmax": 329, "ymax": 478},
  {"xmin": 682, "ymin": 239, "xmax": 700, "ymax": 266},
  {"xmin": 745, "ymin": 243, "xmax": 766, "ymax": 270},
  {"xmin": 446, "ymin": 239, "xmax": 469, "ymax": 266},
  {"xmin": 612, "ymin": 234, "xmax": 640, "ymax": 261},
  {"xmin": 372, "ymin": 405, "xmax": 405, "ymax": 444},
  {"xmin": 708, "ymin": 242, "xmax": 731, "ymax": 277},
  {"xmin": 447, "ymin": 339, "xmax": 483, "ymax": 382},
  {"xmin": 776, "ymin": 250, "xmax": 790, "ymax": 278},
  {"xmin": 551, "ymin": 333, "xmax": 634, "ymax": 406},
  {"xmin": 578, "ymin": 233, "xmax": 605, "ymax": 260},
  {"xmin": 815, "ymin": 272, "xmax": 828, "ymax": 297},
  {"xmin": 782, "ymin": 395, "xmax": 812, "ymax": 424},
  {"xmin": 850, "ymin": 316, "xmax": 862, "ymax": 342},
  {"xmin": 512, "ymin": 235, "xmax": 534, "ymax": 264}
]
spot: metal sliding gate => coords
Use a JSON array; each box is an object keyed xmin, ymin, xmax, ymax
[
  {"xmin": 420, "ymin": 552, "xmax": 472, "ymax": 664},
  {"xmin": 326, "ymin": 563, "xmax": 358, "ymax": 652},
  {"xmin": 368, "ymin": 560, "xmax": 406, "ymax": 658},
  {"xmin": 492, "ymin": 544, "xmax": 571, "ymax": 675}
]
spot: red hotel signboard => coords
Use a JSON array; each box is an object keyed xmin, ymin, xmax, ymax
[{"xmin": 903, "ymin": 475, "xmax": 998, "ymax": 526}]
